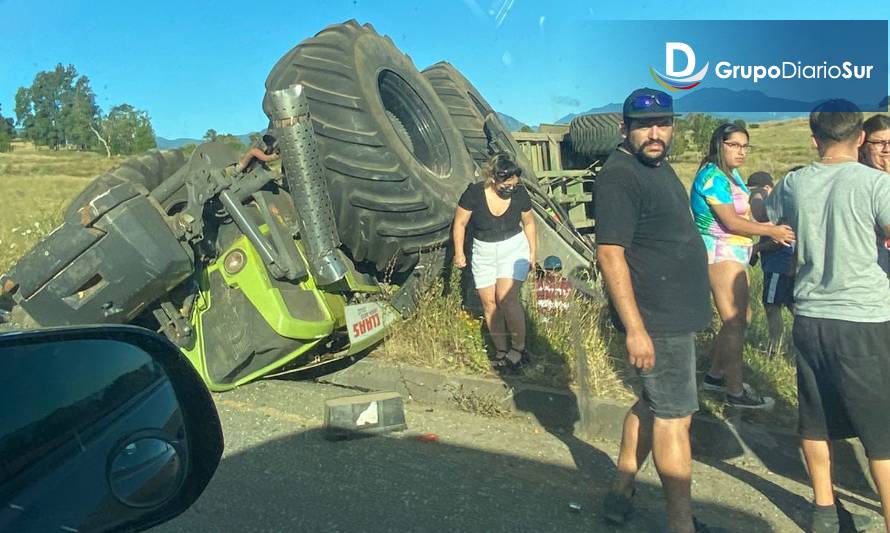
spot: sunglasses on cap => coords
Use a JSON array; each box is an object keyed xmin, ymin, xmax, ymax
[
  {"xmin": 630, "ymin": 93, "xmax": 672, "ymax": 110},
  {"xmin": 495, "ymin": 168, "xmax": 522, "ymax": 180}
]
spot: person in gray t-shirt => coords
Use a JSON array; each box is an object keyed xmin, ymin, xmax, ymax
[
  {"xmin": 768, "ymin": 163, "xmax": 890, "ymax": 321},
  {"xmin": 767, "ymin": 100, "xmax": 890, "ymax": 533}
]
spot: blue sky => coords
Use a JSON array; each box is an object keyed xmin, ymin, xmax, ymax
[{"xmin": 1, "ymin": 0, "xmax": 888, "ymax": 138}]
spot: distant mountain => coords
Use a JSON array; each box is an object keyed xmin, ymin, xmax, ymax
[
  {"xmin": 710, "ymin": 110, "xmax": 808, "ymax": 123},
  {"xmin": 155, "ymin": 132, "xmax": 258, "ymax": 150},
  {"xmin": 155, "ymin": 116, "xmax": 531, "ymax": 150},
  {"xmin": 558, "ymin": 88, "xmax": 821, "ymax": 124},
  {"xmin": 497, "ymin": 112, "xmax": 529, "ymax": 132},
  {"xmin": 557, "ymin": 103, "xmax": 622, "ymax": 124},
  {"xmin": 155, "ymin": 137, "xmax": 201, "ymax": 149},
  {"xmin": 673, "ymin": 89, "xmax": 812, "ymax": 122}
]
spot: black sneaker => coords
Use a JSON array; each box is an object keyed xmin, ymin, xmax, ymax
[
  {"xmin": 811, "ymin": 502, "xmax": 837, "ymax": 532},
  {"xmin": 836, "ymin": 500, "xmax": 875, "ymax": 532},
  {"xmin": 602, "ymin": 489, "xmax": 634, "ymax": 525},
  {"xmin": 702, "ymin": 373, "xmax": 728, "ymax": 393},
  {"xmin": 726, "ymin": 384, "xmax": 775, "ymax": 410},
  {"xmin": 702, "ymin": 374, "xmax": 757, "ymax": 394},
  {"xmin": 810, "ymin": 500, "xmax": 875, "ymax": 533},
  {"xmin": 693, "ymin": 516, "xmax": 713, "ymax": 532}
]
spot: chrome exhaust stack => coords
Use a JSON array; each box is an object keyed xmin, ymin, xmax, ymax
[{"xmin": 265, "ymin": 84, "xmax": 347, "ymax": 285}]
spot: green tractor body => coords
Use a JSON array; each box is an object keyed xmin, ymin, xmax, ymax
[{"xmin": 182, "ymin": 231, "xmax": 400, "ymax": 391}]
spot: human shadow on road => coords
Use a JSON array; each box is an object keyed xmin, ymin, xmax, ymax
[
  {"xmin": 692, "ymin": 417, "xmax": 882, "ymax": 530},
  {"xmin": 482, "ymin": 267, "xmax": 618, "ymax": 484},
  {"xmin": 157, "ymin": 428, "xmax": 774, "ymax": 533}
]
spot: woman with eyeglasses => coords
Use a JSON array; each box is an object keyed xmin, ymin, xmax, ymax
[
  {"xmin": 690, "ymin": 123, "xmax": 794, "ymax": 410},
  {"xmin": 859, "ymin": 114, "xmax": 890, "ymax": 174},
  {"xmin": 860, "ymin": 115, "xmax": 890, "ymax": 253},
  {"xmin": 452, "ymin": 153, "xmax": 536, "ymax": 370}
]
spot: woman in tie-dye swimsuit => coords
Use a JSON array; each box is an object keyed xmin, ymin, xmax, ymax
[
  {"xmin": 690, "ymin": 123, "xmax": 795, "ymax": 410},
  {"xmin": 691, "ymin": 162, "xmax": 756, "ymax": 263}
]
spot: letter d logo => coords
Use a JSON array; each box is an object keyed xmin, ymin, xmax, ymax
[
  {"xmin": 666, "ymin": 42, "xmax": 695, "ymax": 77},
  {"xmin": 650, "ymin": 42, "xmax": 709, "ymax": 91}
]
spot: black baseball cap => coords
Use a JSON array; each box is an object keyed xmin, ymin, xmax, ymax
[
  {"xmin": 623, "ymin": 88, "xmax": 677, "ymax": 120},
  {"xmin": 747, "ymin": 171, "xmax": 774, "ymax": 188}
]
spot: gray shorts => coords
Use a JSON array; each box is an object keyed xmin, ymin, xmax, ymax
[{"xmin": 636, "ymin": 332, "xmax": 699, "ymax": 419}]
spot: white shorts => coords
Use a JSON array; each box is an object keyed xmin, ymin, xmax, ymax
[{"xmin": 471, "ymin": 232, "xmax": 531, "ymax": 289}]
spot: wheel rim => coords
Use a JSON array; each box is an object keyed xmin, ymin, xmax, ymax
[{"xmin": 378, "ymin": 69, "xmax": 451, "ymax": 177}]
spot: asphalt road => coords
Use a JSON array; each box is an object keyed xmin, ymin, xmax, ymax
[{"xmin": 153, "ymin": 377, "xmax": 881, "ymax": 533}]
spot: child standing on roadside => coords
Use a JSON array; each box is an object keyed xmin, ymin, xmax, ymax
[{"xmin": 748, "ymin": 171, "xmax": 796, "ymax": 358}]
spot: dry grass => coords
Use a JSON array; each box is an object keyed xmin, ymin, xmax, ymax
[
  {"xmin": 375, "ymin": 269, "xmax": 492, "ymax": 374},
  {"xmin": 375, "ymin": 267, "xmax": 634, "ymax": 400},
  {"xmin": 0, "ymin": 142, "xmax": 125, "ymax": 272},
  {"xmin": 672, "ymin": 117, "xmax": 816, "ymax": 186}
]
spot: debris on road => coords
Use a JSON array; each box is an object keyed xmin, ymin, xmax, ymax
[{"xmin": 323, "ymin": 391, "xmax": 407, "ymax": 440}]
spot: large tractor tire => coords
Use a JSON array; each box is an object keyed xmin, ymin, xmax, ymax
[
  {"xmin": 63, "ymin": 149, "xmax": 187, "ymax": 222},
  {"xmin": 421, "ymin": 62, "xmax": 492, "ymax": 166},
  {"xmin": 422, "ymin": 62, "xmax": 533, "ymax": 173},
  {"xmin": 264, "ymin": 21, "xmax": 476, "ymax": 272},
  {"xmin": 421, "ymin": 61, "xmax": 552, "ymax": 210},
  {"xmin": 568, "ymin": 113, "xmax": 622, "ymax": 160}
]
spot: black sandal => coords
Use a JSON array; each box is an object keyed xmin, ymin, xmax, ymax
[
  {"xmin": 502, "ymin": 349, "xmax": 524, "ymax": 371},
  {"xmin": 513, "ymin": 347, "xmax": 532, "ymax": 364},
  {"xmin": 490, "ymin": 351, "xmax": 509, "ymax": 368}
]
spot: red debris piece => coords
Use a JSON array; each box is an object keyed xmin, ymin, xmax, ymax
[{"xmin": 415, "ymin": 433, "xmax": 439, "ymax": 443}]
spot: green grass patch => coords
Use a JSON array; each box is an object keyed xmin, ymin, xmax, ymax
[
  {"xmin": 0, "ymin": 142, "xmax": 123, "ymax": 273},
  {"xmin": 375, "ymin": 268, "xmax": 634, "ymax": 401},
  {"xmin": 376, "ymin": 265, "xmax": 799, "ymax": 429},
  {"xmin": 672, "ymin": 116, "xmax": 819, "ymax": 186}
]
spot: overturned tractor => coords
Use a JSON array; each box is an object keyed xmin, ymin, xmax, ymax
[{"xmin": 0, "ymin": 20, "xmax": 601, "ymax": 391}]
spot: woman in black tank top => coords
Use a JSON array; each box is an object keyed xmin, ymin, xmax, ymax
[{"xmin": 452, "ymin": 153, "xmax": 536, "ymax": 369}]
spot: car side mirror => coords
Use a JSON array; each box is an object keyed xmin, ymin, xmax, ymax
[{"xmin": 0, "ymin": 325, "xmax": 223, "ymax": 532}]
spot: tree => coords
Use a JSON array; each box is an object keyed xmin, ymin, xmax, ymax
[
  {"xmin": 733, "ymin": 118, "xmax": 748, "ymax": 131},
  {"xmin": 0, "ymin": 129, "xmax": 10, "ymax": 153},
  {"xmin": 12, "ymin": 64, "xmax": 156, "ymax": 155},
  {"xmin": 100, "ymin": 104, "xmax": 157, "ymax": 156},
  {"xmin": 0, "ymin": 104, "xmax": 16, "ymax": 137},
  {"xmin": 667, "ymin": 117, "xmax": 689, "ymax": 161},
  {"xmin": 215, "ymin": 133, "xmax": 246, "ymax": 151},
  {"xmin": 203, "ymin": 129, "xmax": 246, "ymax": 151},
  {"xmin": 0, "ymin": 104, "xmax": 14, "ymax": 152},
  {"xmin": 684, "ymin": 113, "xmax": 726, "ymax": 156},
  {"xmin": 14, "ymin": 87, "xmax": 34, "ymax": 140},
  {"xmin": 14, "ymin": 64, "xmax": 99, "ymax": 150},
  {"xmin": 64, "ymin": 76, "xmax": 100, "ymax": 149}
]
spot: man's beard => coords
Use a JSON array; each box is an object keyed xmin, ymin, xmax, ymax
[{"xmin": 627, "ymin": 139, "xmax": 670, "ymax": 167}]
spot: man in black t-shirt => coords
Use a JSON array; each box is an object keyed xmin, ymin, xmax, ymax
[{"xmin": 595, "ymin": 89, "xmax": 711, "ymax": 533}]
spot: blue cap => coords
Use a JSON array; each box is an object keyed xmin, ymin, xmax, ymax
[{"xmin": 543, "ymin": 255, "xmax": 562, "ymax": 271}]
